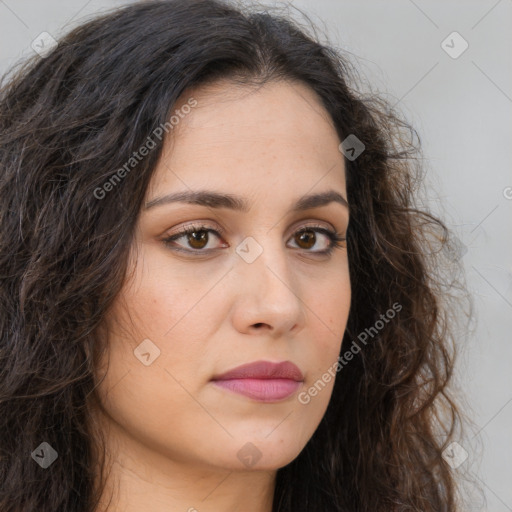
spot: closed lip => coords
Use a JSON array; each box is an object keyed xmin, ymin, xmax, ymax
[{"xmin": 211, "ymin": 360, "xmax": 304, "ymax": 382}]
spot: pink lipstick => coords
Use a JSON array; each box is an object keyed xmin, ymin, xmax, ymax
[{"xmin": 211, "ymin": 360, "xmax": 304, "ymax": 402}]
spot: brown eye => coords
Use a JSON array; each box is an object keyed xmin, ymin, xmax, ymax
[
  {"xmin": 290, "ymin": 227, "xmax": 338, "ymax": 253},
  {"xmin": 161, "ymin": 224, "xmax": 226, "ymax": 253},
  {"xmin": 295, "ymin": 229, "xmax": 316, "ymax": 250},
  {"xmin": 186, "ymin": 230, "xmax": 209, "ymax": 249}
]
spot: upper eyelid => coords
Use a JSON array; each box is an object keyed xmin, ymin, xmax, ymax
[
  {"xmin": 165, "ymin": 221, "xmax": 338, "ymax": 240},
  {"xmin": 166, "ymin": 216, "xmax": 341, "ymax": 235}
]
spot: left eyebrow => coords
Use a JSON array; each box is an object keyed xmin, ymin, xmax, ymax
[{"xmin": 143, "ymin": 189, "xmax": 348, "ymax": 212}]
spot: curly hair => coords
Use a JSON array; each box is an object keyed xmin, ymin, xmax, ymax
[{"xmin": 0, "ymin": 0, "xmax": 474, "ymax": 510}]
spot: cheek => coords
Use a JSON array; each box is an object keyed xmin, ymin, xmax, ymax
[
  {"xmin": 119, "ymin": 248, "xmax": 217, "ymax": 342},
  {"xmin": 98, "ymin": 248, "xmax": 223, "ymax": 400},
  {"xmin": 307, "ymin": 273, "xmax": 351, "ymax": 350},
  {"xmin": 296, "ymin": 275, "xmax": 350, "ymax": 412},
  {"xmin": 92, "ymin": 288, "xmax": 213, "ymax": 460}
]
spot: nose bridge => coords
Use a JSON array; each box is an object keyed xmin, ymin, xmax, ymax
[
  {"xmin": 233, "ymin": 231, "xmax": 304, "ymax": 322},
  {"xmin": 237, "ymin": 231, "xmax": 291, "ymax": 289}
]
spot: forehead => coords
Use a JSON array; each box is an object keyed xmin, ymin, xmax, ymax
[{"xmin": 148, "ymin": 79, "xmax": 346, "ymax": 199}]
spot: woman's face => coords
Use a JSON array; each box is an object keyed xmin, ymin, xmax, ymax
[{"xmin": 94, "ymin": 79, "xmax": 351, "ymax": 473}]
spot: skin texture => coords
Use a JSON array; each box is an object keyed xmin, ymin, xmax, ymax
[{"xmin": 91, "ymin": 79, "xmax": 351, "ymax": 512}]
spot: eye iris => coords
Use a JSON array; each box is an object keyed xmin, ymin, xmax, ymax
[
  {"xmin": 188, "ymin": 230, "xmax": 208, "ymax": 249},
  {"xmin": 297, "ymin": 229, "xmax": 315, "ymax": 249}
]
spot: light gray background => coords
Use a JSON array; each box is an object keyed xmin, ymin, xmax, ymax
[{"xmin": 1, "ymin": 0, "xmax": 511, "ymax": 509}]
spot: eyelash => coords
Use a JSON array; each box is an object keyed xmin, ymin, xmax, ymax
[{"xmin": 161, "ymin": 223, "xmax": 346, "ymax": 256}]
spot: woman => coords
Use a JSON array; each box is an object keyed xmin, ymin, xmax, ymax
[{"xmin": 0, "ymin": 0, "xmax": 472, "ymax": 510}]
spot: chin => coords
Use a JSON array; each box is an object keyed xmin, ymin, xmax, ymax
[{"xmin": 220, "ymin": 434, "xmax": 308, "ymax": 471}]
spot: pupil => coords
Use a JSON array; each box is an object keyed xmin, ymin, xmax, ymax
[
  {"xmin": 299, "ymin": 230, "xmax": 315, "ymax": 249},
  {"xmin": 189, "ymin": 231, "xmax": 207, "ymax": 249}
]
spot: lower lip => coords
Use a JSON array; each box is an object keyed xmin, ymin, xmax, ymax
[{"xmin": 212, "ymin": 378, "xmax": 302, "ymax": 402}]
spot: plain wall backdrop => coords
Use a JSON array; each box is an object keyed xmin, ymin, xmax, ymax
[{"xmin": 1, "ymin": 0, "xmax": 511, "ymax": 510}]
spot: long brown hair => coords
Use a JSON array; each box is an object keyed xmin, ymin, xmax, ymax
[{"xmin": 0, "ymin": 1, "xmax": 475, "ymax": 510}]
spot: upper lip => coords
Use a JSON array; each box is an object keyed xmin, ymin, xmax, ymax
[{"xmin": 211, "ymin": 360, "xmax": 304, "ymax": 381}]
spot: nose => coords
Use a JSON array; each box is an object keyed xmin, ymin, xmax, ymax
[{"xmin": 229, "ymin": 236, "xmax": 306, "ymax": 338}]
